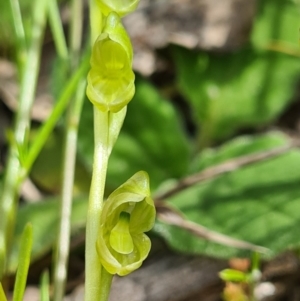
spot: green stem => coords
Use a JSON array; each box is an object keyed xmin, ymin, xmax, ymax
[
  {"xmin": 85, "ymin": 108, "xmax": 110, "ymax": 301},
  {"xmin": 69, "ymin": 0, "xmax": 83, "ymax": 67},
  {"xmin": 0, "ymin": 0, "xmax": 48, "ymax": 279},
  {"xmin": 53, "ymin": 80, "xmax": 86, "ymax": 301},
  {"xmin": 52, "ymin": 0, "xmax": 84, "ymax": 299},
  {"xmin": 48, "ymin": 0, "xmax": 68, "ymax": 60},
  {"xmin": 99, "ymin": 268, "xmax": 114, "ymax": 301},
  {"xmin": 85, "ymin": 2, "xmax": 110, "ymax": 300},
  {"xmin": 12, "ymin": 224, "xmax": 33, "ymax": 301},
  {"xmin": 9, "ymin": 0, "xmax": 26, "ymax": 73},
  {"xmin": 40, "ymin": 271, "xmax": 50, "ymax": 301}
]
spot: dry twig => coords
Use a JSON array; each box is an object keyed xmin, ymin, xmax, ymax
[
  {"xmin": 155, "ymin": 141, "xmax": 299, "ymax": 252},
  {"xmin": 155, "ymin": 142, "xmax": 298, "ymax": 202}
]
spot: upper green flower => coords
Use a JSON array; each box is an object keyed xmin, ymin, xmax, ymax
[
  {"xmin": 86, "ymin": 12, "xmax": 135, "ymax": 112},
  {"xmin": 98, "ymin": 0, "xmax": 140, "ymax": 17},
  {"xmin": 97, "ymin": 171, "xmax": 156, "ymax": 276}
]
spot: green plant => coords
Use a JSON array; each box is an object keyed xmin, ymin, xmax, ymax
[
  {"xmin": 1, "ymin": 0, "xmax": 156, "ymax": 299},
  {"xmin": 84, "ymin": 2, "xmax": 156, "ymax": 300}
]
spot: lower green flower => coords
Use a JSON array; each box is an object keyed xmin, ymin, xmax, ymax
[{"xmin": 97, "ymin": 171, "xmax": 156, "ymax": 276}]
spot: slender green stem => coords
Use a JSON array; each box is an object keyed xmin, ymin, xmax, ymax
[
  {"xmin": 52, "ymin": 0, "xmax": 84, "ymax": 298},
  {"xmin": 84, "ymin": 2, "xmax": 122, "ymax": 300},
  {"xmin": 9, "ymin": 0, "xmax": 27, "ymax": 73},
  {"xmin": 48, "ymin": 0, "xmax": 68, "ymax": 60},
  {"xmin": 0, "ymin": 0, "xmax": 48, "ymax": 279},
  {"xmin": 85, "ymin": 109, "xmax": 110, "ymax": 301},
  {"xmin": 53, "ymin": 80, "xmax": 86, "ymax": 301},
  {"xmin": 70, "ymin": 0, "xmax": 83, "ymax": 67},
  {"xmin": 12, "ymin": 224, "xmax": 33, "ymax": 301},
  {"xmin": 99, "ymin": 269, "xmax": 114, "ymax": 301},
  {"xmin": 85, "ymin": 2, "xmax": 109, "ymax": 300},
  {"xmin": 40, "ymin": 271, "xmax": 50, "ymax": 301}
]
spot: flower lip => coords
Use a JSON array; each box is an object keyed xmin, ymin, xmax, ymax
[{"xmin": 109, "ymin": 211, "xmax": 134, "ymax": 254}]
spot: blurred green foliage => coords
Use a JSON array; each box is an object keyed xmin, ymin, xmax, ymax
[
  {"xmin": 173, "ymin": 0, "xmax": 300, "ymax": 146},
  {"xmin": 9, "ymin": 197, "xmax": 87, "ymax": 273}
]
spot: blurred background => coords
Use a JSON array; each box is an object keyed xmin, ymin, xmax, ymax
[{"xmin": 1, "ymin": 0, "xmax": 300, "ymax": 300}]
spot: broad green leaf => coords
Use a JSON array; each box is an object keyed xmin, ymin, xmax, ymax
[
  {"xmin": 154, "ymin": 132, "xmax": 300, "ymax": 258},
  {"xmin": 173, "ymin": 46, "xmax": 300, "ymax": 144},
  {"xmin": 78, "ymin": 78, "xmax": 190, "ymax": 193},
  {"xmin": 8, "ymin": 197, "xmax": 88, "ymax": 273},
  {"xmin": 251, "ymin": 0, "xmax": 300, "ymax": 47},
  {"xmin": 174, "ymin": 0, "xmax": 300, "ymax": 145}
]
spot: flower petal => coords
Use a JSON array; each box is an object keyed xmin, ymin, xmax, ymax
[
  {"xmin": 97, "ymin": 171, "xmax": 155, "ymax": 276},
  {"xmin": 86, "ymin": 12, "xmax": 135, "ymax": 112}
]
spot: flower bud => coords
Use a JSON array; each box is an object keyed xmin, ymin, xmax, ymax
[
  {"xmin": 97, "ymin": 171, "xmax": 156, "ymax": 276},
  {"xmin": 98, "ymin": 0, "xmax": 140, "ymax": 17},
  {"xmin": 86, "ymin": 12, "xmax": 135, "ymax": 112}
]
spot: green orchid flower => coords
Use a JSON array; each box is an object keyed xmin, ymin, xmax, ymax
[
  {"xmin": 98, "ymin": 0, "xmax": 140, "ymax": 17},
  {"xmin": 97, "ymin": 171, "xmax": 156, "ymax": 276},
  {"xmin": 86, "ymin": 12, "xmax": 135, "ymax": 113}
]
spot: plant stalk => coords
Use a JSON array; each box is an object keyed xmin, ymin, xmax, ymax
[
  {"xmin": 85, "ymin": 1, "xmax": 111, "ymax": 300},
  {"xmin": 85, "ymin": 108, "xmax": 109, "ymax": 301},
  {"xmin": 48, "ymin": 0, "xmax": 69, "ymax": 60},
  {"xmin": 52, "ymin": 0, "xmax": 84, "ymax": 299},
  {"xmin": 53, "ymin": 80, "xmax": 86, "ymax": 301},
  {"xmin": 8, "ymin": 0, "xmax": 26, "ymax": 73}
]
